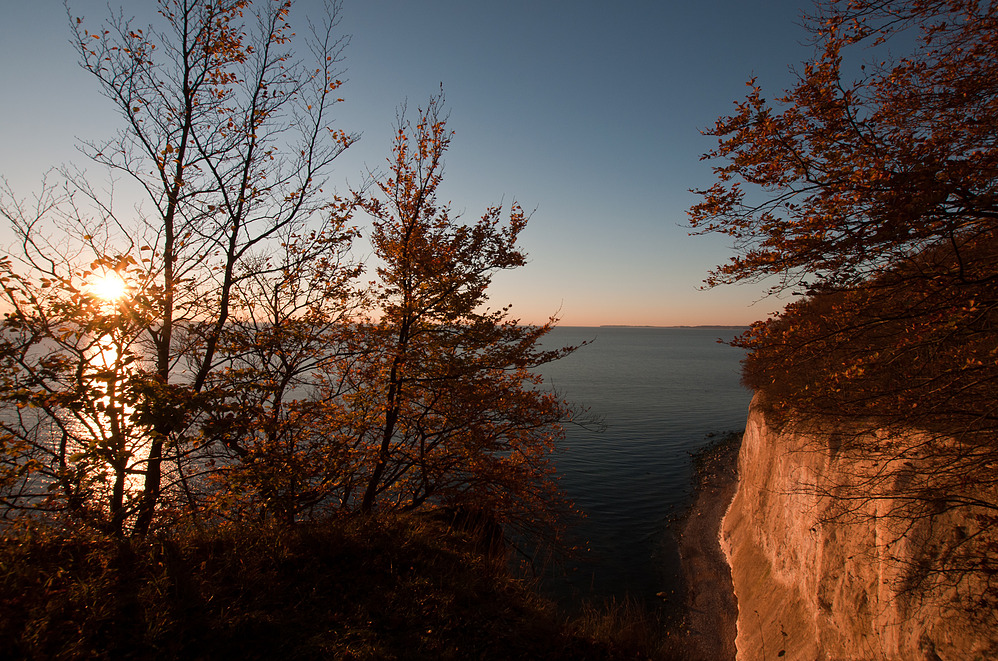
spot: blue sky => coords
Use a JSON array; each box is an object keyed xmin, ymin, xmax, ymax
[{"xmin": 1, "ymin": 0, "xmax": 811, "ymax": 326}]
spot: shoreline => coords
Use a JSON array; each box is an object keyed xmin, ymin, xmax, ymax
[{"xmin": 676, "ymin": 435, "xmax": 740, "ymax": 659}]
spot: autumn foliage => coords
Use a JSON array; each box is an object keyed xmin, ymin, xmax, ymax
[
  {"xmin": 691, "ymin": 0, "xmax": 998, "ymax": 434},
  {"xmin": 692, "ymin": 0, "xmax": 997, "ymax": 604},
  {"xmin": 0, "ymin": 0, "xmax": 577, "ymax": 543},
  {"xmin": 691, "ymin": 0, "xmax": 998, "ymax": 293},
  {"xmin": 348, "ymin": 94, "xmax": 578, "ymax": 533}
]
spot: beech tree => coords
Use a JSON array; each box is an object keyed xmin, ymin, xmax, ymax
[
  {"xmin": 0, "ymin": 250, "xmax": 163, "ymax": 534},
  {"xmin": 691, "ymin": 0, "xmax": 997, "ymax": 608},
  {"xmin": 690, "ymin": 0, "xmax": 997, "ymax": 293},
  {"xmin": 345, "ymin": 94, "xmax": 580, "ymax": 536},
  {"xmin": 689, "ymin": 0, "xmax": 998, "ymax": 435},
  {"xmin": 0, "ymin": 0, "xmax": 357, "ymax": 534},
  {"xmin": 0, "ymin": 0, "xmax": 583, "ymax": 542},
  {"xmin": 188, "ymin": 225, "xmax": 362, "ymax": 524},
  {"xmin": 0, "ymin": 2, "xmax": 581, "ymax": 540}
]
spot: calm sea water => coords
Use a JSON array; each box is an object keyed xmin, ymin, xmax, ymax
[{"xmin": 535, "ymin": 326, "xmax": 752, "ymax": 609}]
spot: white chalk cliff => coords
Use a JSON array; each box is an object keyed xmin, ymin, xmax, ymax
[{"xmin": 721, "ymin": 394, "xmax": 998, "ymax": 661}]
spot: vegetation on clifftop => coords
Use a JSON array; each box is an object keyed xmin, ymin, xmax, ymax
[
  {"xmin": 0, "ymin": 3, "xmax": 634, "ymax": 654},
  {"xmin": 691, "ymin": 0, "xmax": 998, "ymax": 617},
  {"xmin": 0, "ymin": 515, "xmax": 688, "ymax": 660},
  {"xmin": 0, "ymin": 0, "xmax": 583, "ymax": 541}
]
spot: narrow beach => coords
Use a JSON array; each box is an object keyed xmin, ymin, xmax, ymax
[{"xmin": 677, "ymin": 437, "xmax": 740, "ymax": 660}]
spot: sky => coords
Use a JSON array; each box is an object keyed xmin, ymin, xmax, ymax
[{"xmin": 0, "ymin": 0, "xmax": 814, "ymax": 327}]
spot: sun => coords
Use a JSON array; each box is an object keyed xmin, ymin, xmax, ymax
[{"xmin": 88, "ymin": 271, "xmax": 128, "ymax": 302}]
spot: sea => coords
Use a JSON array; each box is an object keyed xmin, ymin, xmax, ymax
[{"xmin": 534, "ymin": 326, "xmax": 752, "ymax": 611}]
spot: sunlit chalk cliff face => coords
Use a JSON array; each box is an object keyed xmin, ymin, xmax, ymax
[{"xmin": 721, "ymin": 394, "xmax": 998, "ymax": 661}]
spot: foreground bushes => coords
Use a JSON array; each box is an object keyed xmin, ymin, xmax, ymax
[{"xmin": 1, "ymin": 514, "xmax": 679, "ymax": 660}]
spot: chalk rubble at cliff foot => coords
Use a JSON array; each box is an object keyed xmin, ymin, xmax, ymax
[{"xmin": 721, "ymin": 393, "xmax": 998, "ymax": 661}]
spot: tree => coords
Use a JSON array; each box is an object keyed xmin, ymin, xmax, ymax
[
  {"xmin": 0, "ymin": 0, "xmax": 357, "ymax": 534},
  {"xmin": 186, "ymin": 225, "xmax": 362, "ymax": 524},
  {"xmin": 346, "ymin": 93, "xmax": 581, "ymax": 537},
  {"xmin": 689, "ymin": 0, "xmax": 998, "ymax": 441},
  {"xmin": 1, "ymin": 1, "xmax": 581, "ymax": 542},
  {"xmin": 690, "ymin": 0, "xmax": 997, "ymax": 610},
  {"xmin": 690, "ymin": 0, "xmax": 997, "ymax": 294},
  {"xmin": 0, "ymin": 250, "xmax": 162, "ymax": 534}
]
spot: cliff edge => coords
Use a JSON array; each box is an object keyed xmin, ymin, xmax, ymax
[{"xmin": 721, "ymin": 394, "xmax": 998, "ymax": 661}]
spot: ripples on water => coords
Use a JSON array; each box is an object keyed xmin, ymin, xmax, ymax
[{"xmin": 535, "ymin": 326, "xmax": 752, "ymax": 609}]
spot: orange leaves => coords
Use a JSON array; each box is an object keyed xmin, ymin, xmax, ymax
[
  {"xmin": 691, "ymin": 0, "xmax": 998, "ymax": 295},
  {"xmin": 9, "ymin": 0, "xmax": 573, "ymax": 537},
  {"xmin": 738, "ymin": 234, "xmax": 998, "ymax": 439},
  {"xmin": 691, "ymin": 12, "xmax": 998, "ymax": 551},
  {"xmin": 342, "ymin": 92, "xmax": 576, "ymax": 527}
]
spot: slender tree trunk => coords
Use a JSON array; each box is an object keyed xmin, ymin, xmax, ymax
[
  {"xmin": 361, "ymin": 359, "xmax": 403, "ymax": 513},
  {"xmin": 361, "ymin": 320, "xmax": 411, "ymax": 512},
  {"xmin": 134, "ymin": 103, "xmax": 187, "ymax": 535},
  {"xmin": 108, "ymin": 389, "xmax": 127, "ymax": 536}
]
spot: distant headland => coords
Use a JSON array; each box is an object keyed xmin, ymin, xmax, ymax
[{"xmin": 598, "ymin": 325, "xmax": 749, "ymax": 329}]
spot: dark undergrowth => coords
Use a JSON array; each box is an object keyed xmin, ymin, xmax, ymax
[{"xmin": 0, "ymin": 514, "xmax": 696, "ymax": 660}]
